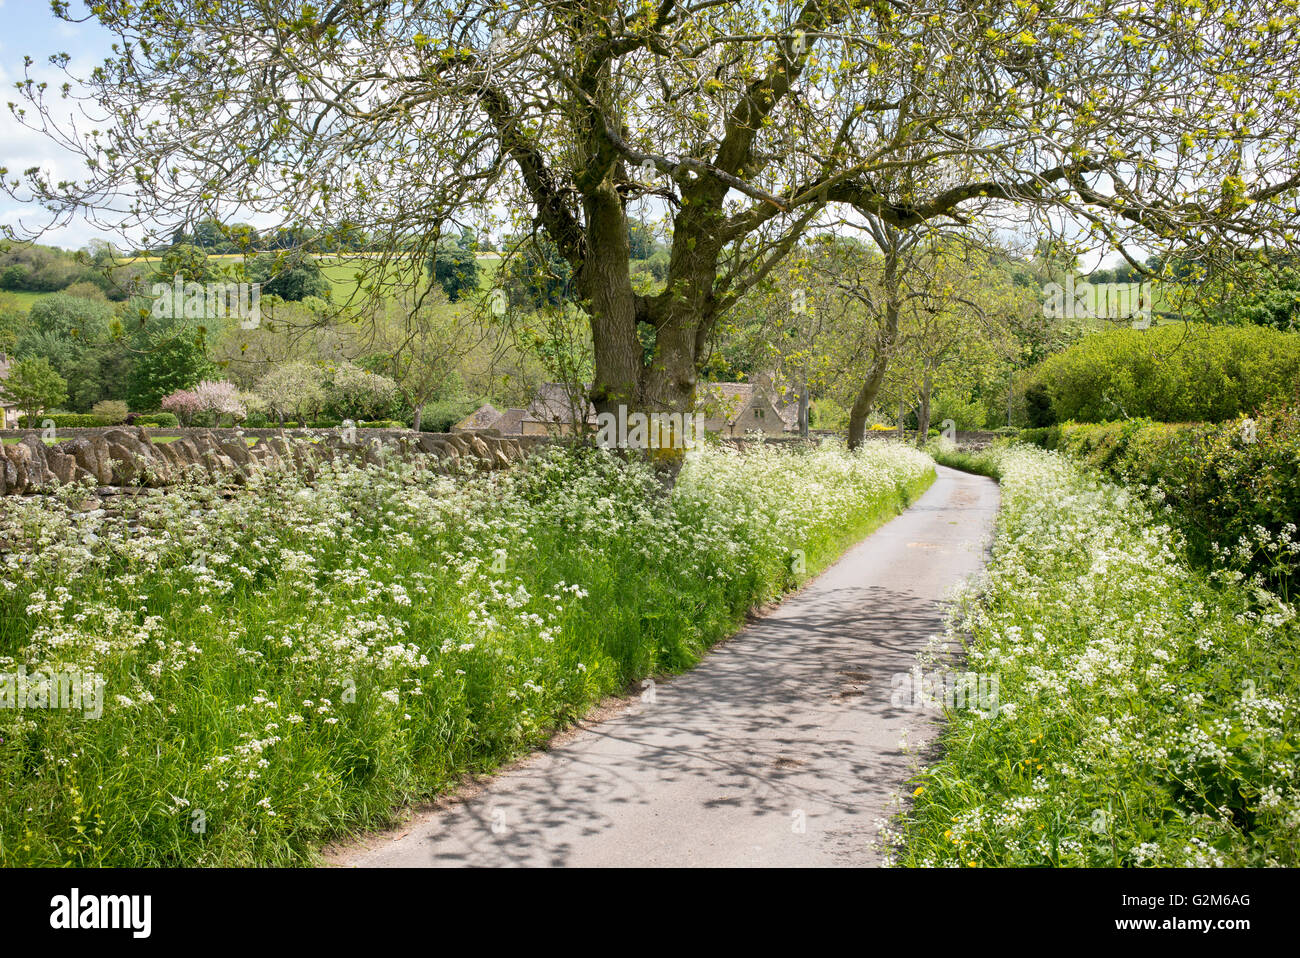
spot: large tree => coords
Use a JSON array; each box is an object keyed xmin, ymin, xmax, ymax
[{"xmin": 10, "ymin": 1, "xmax": 1300, "ymax": 455}]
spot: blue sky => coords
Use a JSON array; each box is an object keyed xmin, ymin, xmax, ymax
[{"xmin": 0, "ymin": 0, "xmax": 118, "ymax": 249}]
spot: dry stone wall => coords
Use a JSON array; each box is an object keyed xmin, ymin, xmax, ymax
[{"xmin": 0, "ymin": 427, "xmax": 543, "ymax": 497}]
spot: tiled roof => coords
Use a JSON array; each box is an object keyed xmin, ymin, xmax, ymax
[
  {"xmin": 698, "ymin": 378, "xmax": 799, "ymax": 429},
  {"xmin": 491, "ymin": 407, "xmax": 526, "ymax": 435},
  {"xmin": 696, "ymin": 382, "xmax": 754, "ymax": 424},
  {"xmin": 454, "ymin": 403, "xmax": 502, "ymax": 431}
]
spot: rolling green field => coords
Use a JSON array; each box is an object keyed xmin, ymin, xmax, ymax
[
  {"xmin": 3, "ymin": 253, "xmax": 504, "ymax": 315},
  {"xmin": 1071, "ymin": 280, "xmax": 1186, "ymax": 329}
]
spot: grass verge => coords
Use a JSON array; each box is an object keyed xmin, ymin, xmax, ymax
[
  {"xmin": 1, "ymin": 439, "xmax": 932, "ymax": 865},
  {"xmin": 890, "ymin": 444, "xmax": 1299, "ymax": 867}
]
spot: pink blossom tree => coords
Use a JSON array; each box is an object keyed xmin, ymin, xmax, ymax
[{"xmin": 161, "ymin": 380, "xmax": 246, "ymax": 426}]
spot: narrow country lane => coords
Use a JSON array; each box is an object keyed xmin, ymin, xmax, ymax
[{"xmin": 328, "ymin": 465, "xmax": 1000, "ymax": 867}]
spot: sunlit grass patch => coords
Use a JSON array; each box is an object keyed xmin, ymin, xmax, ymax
[
  {"xmin": 0, "ymin": 439, "xmax": 932, "ymax": 866},
  {"xmin": 893, "ymin": 444, "xmax": 1299, "ymax": 867}
]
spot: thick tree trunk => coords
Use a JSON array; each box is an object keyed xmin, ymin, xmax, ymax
[
  {"xmin": 847, "ymin": 354, "xmax": 890, "ymax": 450},
  {"xmin": 847, "ymin": 248, "xmax": 902, "ymax": 450},
  {"xmin": 412, "ymin": 404, "xmax": 423, "ymax": 433},
  {"xmin": 582, "ymin": 181, "xmax": 643, "ymax": 419},
  {"xmin": 578, "ymin": 179, "xmax": 713, "ymax": 488}
]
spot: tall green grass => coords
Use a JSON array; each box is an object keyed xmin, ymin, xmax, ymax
[
  {"xmin": 892, "ymin": 444, "xmax": 1299, "ymax": 867},
  {"xmin": 1, "ymin": 440, "xmax": 933, "ymax": 865}
]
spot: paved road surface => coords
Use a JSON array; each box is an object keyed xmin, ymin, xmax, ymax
[{"xmin": 331, "ymin": 464, "xmax": 999, "ymax": 867}]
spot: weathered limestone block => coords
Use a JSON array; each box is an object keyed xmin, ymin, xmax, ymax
[
  {"xmin": 468, "ymin": 436, "xmax": 492, "ymax": 462},
  {"xmin": 264, "ymin": 437, "xmax": 291, "ymax": 459},
  {"xmin": 103, "ymin": 429, "xmax": 153, "ymax": 458},
  {"xmin": 153, "ymin": 440, "xmax": 182, "ymax": 469},
  {"xmin": 361, "ymin": 439, "xmax": 386, "ymax": 467},
  {"xmin": 19, "ymin": 436, "xmax": 54, "ymax": 488},
  {"xmin": 106, "ymin": 441, "xmax": 142, "ymax": 485},
  {"xmin": 63, "ymin": 439, "xmax": 101, "ymax": 486},
  {"xmin": 202, "ymin": 450, "xmax": 241, "ymax": 481},
  {"xmin": 216, "ymin": 437, "xmax": 252, "ymax": 470},
  {"xmin": 1, "ymin": 443, "xmax": 30, "ymax": 492},
  {"xmin": 170, "ymin": 438, "xmax": 206, "ymax": 477},
  {"xmin": 476, "ymin": 436, "xmax": 510, "ymax": 469},
  {"xmin": 44, "ymin": 445, "xmax": 78, "ymax": 486}
]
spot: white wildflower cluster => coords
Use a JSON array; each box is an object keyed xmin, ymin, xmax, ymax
[
  {"xmin": 0, "ymin": 437, "xmax": 932, "ymax": 865},
  {"xmin": 899, "ymin": 444, "xmax": 1299, "ymax": 868}
]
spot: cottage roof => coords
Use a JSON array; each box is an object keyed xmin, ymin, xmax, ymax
[
  {"xmin": 454, "ymin": 403, "xmax": 502, "ymax": 431},
  {"xmin": 491, "ymin": 407, "xmax": 526, "ymax": 435},
  {"xmin": 698, "ymin": 378, "xmax": 798, "ymax": 429}
]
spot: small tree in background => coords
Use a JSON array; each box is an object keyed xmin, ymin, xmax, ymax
[
  {"xmin": 247, "ymin": 253, "xmax": 331, "ymax": 302},
  {"xmin": 1, "ymin": 356, "xmax": 68, "ymax": 422},
  {"xmin": 256, "ymin": 361, "xmax": 326, "ymax": 424},
  {"xmin": 126, "ymin": 324, "xmax": 214, "ymax": 412},
  {"xmin": 91, "ymin": 399, "xmax": 129, "ymax": 424},
  {"xmin": 323, "ymin": 362, "xmax": 400, "ymax": 422},
  {"xmin": 161, "ymin": 380, "xmax": 246, "ymax": 426},
  {"xmin": 154, "ymin": 243, "xmax": 217, "ymax": 284},
  {"xmin": 501, "ymin": 238, "xmax": 572, "ymax": 311},
  {"xmin": 428, "ymin": 246, "xmax": 479, "ymax": 302}
]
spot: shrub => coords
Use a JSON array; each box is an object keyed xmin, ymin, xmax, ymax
[
  {"xmin": 1018, "ymin": 400, "xmax": 1300, "ymax": 591},
  {"xmin": 17, "ymin": 412, "xmax": 108, "ymax": 429},
  {"xmin": 427, "ymin": 244, "xmax": 480, "ymax": 302},
  {"xmin": 256, "ymin": 361, "xmax": 325, "ymax": 425},
  {"xmin": 1029, "ymin": 322, "xmax": 1300, "ymax": 423},
  {"xmin": 1018, "ymin": 425, "xmax": 1062, "ymax": 449},
  {"xmin": 161, "ymin": 380, "xmax": 246, "ymax": 426},
  {"xmin": 91, "ymin": 399, "xmax": 129, "ymax": 424},
  {"xmin": 418, "ymin": 397, "xmax": 482, "ymax": 432},
  {"xmin": 247, "ymin": 252, "xmax": 331, "ymax": 301},
  {"xmin": 930, "ymin": 391, "xmax": 986, "ymax": 431},
  {"xmin": 1024, "ymin": 381, "xmax": 1055, "ymax": 426},
  {"xmin": 132, "ymin": 412, "xmax": 179, "ymax": 427},
  {"xmin": 322, "ymin": 362, "xmax": 400, "ymax": 422}
]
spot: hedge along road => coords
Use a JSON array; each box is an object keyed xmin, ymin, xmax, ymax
[{"xmin": 327, "ymin": 465, "xmax": 1000, "ymax": 868}]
